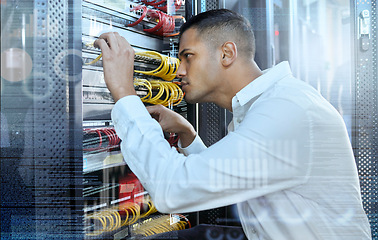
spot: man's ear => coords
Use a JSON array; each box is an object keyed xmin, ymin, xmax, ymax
[{"xmin": 221, "ymin": 41, "xmax": 237, "ymax": 67}]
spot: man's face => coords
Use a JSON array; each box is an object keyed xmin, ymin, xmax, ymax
[{"xmin": 177, "ymin": 28, "xmax": 221, "ymax": 104}]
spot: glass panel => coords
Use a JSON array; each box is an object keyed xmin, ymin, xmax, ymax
[{"xmin": 287, "ymin": 0, "xmax": 352, "ymax": 138}]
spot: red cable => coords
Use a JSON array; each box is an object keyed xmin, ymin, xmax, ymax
[
  {"xmin": 128, "ymin": 6, "xmax": 147, "ymax": 27},
  {"xmin": 168, "ymin": 133, "xmax": 174, "ymax": 145},
  {"xmin": 112, "ymin": 128, "xmax": 121, "ymax": 145},
  {"xmin": 172, "ymin": 135, "xmax": 179, "ymax": 145},
  {"xmin": 104, "ymin": 128, "xmax": 120, "ymax": 148},
  {"xmin": 103, "ymin": 128, "xmax": 115, "ymax": 147},
  {"xmin": 162, "ymin": 14, "xmax": 173, "ymax": 34},
  {"xmin": 153, "ymin": 12, "xmax": 168, "ymax": 36},
  {"xmin": 111, "ymin": 128, "xmax": 120, "ymax": 146},
  {"xmin": 167, "ymin": 15, "xmax": 175, "ymax": 33},
  {"xmin": 142, "ymin": 0, "xmax": 157, "ymax": 4},
  {"xmin": 101, "ymin": 129, "xmax": 111, "ymax": 148},
  {"xmin": 155, "ymin": 12, "xmax": 173, "ymax": 36},
  {"xmin": 83, "ymin": 128, "xmax": 122, "ymax": 152},
  {"xmin": 128, "ymin": 5, "xmax": 180, "ymax": 37},
  {"xmin": 108, "ymin": 129, "xmax": 116, "ymax": 146},
  {"xmin": 149, "ymin": 0, "xmax": 166, "ymax": 6},
  {"xmin": 83, "ymin": 128, "xmax": 102, "ymax": 151},
  {"xmin": 143, "ymin": 11, "xmax": 164, "ymax": 33},
  {"xmin": 96, "ymin": 129, "xmax": 103, "ymax": 149}
]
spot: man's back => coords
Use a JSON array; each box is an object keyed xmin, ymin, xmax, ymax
[{"xmin": 232, "ymin": 63, "xmax": 371, "ymax": 239}]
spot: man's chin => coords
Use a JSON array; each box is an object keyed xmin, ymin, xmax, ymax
[{"xmin": 183, "ymin": 96, "xmax": 198, "ymax": 104}]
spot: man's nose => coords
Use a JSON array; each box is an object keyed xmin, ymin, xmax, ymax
[{"xmin": 176, "ymin": 62, "xmax": 186, "ymax": 79}]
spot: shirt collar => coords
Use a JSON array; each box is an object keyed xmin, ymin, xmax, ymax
[{"xmin": 232, "ymin": 61, "xmax": 292, "ymax": 110}]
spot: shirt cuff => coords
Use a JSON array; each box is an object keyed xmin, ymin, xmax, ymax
[
  {"xmin": 178, "ymin": 134, "xmax": 207, "ymax": 156},
  {"xmin": 112, "ymin": 95, "xmax": 150, "ymax": 124},
  {"xmin": 111, "ymin": 95, "xmax": 153, "ymax": 138}
]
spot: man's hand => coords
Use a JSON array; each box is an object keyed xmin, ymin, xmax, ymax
[
  {"xmin": 94, "ymin": 32, "xmax": 136, "ymax": 102},
  {"xmin": 147, "ymin": 105, "xmax": 196, "ymax": 148}
]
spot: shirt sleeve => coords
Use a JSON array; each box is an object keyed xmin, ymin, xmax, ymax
[
  {"xmin": 111, "ymin": 95, "xmax": 311, "ymax": 213},
  {"xmin": 177, "ymin": 134, "xmax": 207, "ymax": 156}
]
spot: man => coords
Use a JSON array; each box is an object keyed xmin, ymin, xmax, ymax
[{"xmin": 95, "ymin": 9, "xmax": 371, "ymax": 239}]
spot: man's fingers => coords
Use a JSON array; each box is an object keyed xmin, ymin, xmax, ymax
[
  {"xmin": 94, "ymin": 32, "xmax": 119, "ymax": 51},
  {"xmin": 115, "ymin": 32, "xmax": 132, "ymax": 49},
  {"xmin": 93, "ymin": 38, "xmax": 109, "ymax": 53},
  {"xmin": 94, "ymin": 32, "xmax": 134, "ymax": 60},
  {"xmin": 146, "ymin": 105, "xmax": 162, "ymax": 121},
  {"xmin": 105, "ymin": 32, "xmax": 119, "ymax": 51},
  {"xmin": 146, "ymin": 105, "xmax": 164, "ymax": 114},
  {"xmin": 94, "ymin": 32, "xmax": 110, "ymax": 48}
]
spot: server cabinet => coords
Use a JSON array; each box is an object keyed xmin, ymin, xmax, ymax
[
  {"xmin": 353, "ymin": 0, "xmax": 378, "ymax": 238},
  {"xmin": 283, "ymin": 0, "xmax": 378, "ymax": 237},
  {"xmin": 1, "ymin": 0, "xmax": 83, "ymax": 239}
]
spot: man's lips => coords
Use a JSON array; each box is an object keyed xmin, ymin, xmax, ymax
[{"xmin": 181, "ymin": 82, "xmax": 189, "ymax": 90}]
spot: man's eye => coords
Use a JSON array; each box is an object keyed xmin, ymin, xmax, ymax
[{"xmin": 179, "ymin": 53, "xmax": 192, "ymax": 61}]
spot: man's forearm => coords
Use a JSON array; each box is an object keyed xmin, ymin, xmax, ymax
[
  {"xmin": 177, "ymin": 129, "xmax": 196, "ymax": 148},
  {"xmin": 110, "ymin": 86, "xmax": 137, "ymax": 103}
]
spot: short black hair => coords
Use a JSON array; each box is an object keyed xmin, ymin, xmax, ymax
[{"xmin": 179, "ymin": 9, "xmax": 255, "ymax": 59}]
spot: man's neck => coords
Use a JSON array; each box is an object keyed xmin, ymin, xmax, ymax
[{"xmin": 213, "ymin": 60, "xmax": 263, "ymax": 111}]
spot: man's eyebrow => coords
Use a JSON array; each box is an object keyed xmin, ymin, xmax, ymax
[{"xmin": 178, "ymin": 49, "xmax": 190, "ymax": 57}]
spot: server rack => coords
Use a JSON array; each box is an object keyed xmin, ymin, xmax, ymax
[{"xmin": 80, "ymin": 0, "xmax": 191, "ymax": 239}]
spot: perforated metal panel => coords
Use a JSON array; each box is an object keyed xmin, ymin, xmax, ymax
[
  {"xmin": 198, "ymin": 103, "xmax": 232, "ymax": 226},
  {"xmin": 206, "ymin": 0, "xmax": 218, "ymax": 11},
  {"xmin": 32, "ymin": 0, "xmax": 83, "ymax": 238},
  {"xmin": 198, "ymin": 0, "xmax": 219, "ymax": 14},
  {"xmin": 354, "ymin": 0, "xmax": 378, "ymax": 238},
  {"xmin": 198, "ymin": 103, "xmax": 231, "ymax": 147}
]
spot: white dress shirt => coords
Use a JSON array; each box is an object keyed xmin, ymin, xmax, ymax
[{"xmin": 112, "ymin": 61, "xmax": 371, "ymax": 239}]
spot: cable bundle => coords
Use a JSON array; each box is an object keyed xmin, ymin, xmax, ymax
[
  {"xmin": 134, "ymin": 78, "xmax": 184, "ymax": 107},
  {"xmin": 139, "ymin": 197, "xmax": 158, "ymax": 218},
  {"xmin": 83, "ymin": 50, "xmax": 180, "ymax": 82},
  {"xmin": 85, "ymin": 208, "xmax": 122, "ymax": 236},
  {"xmin": 85, "ymin": 198, "xmax": 158, "ymax": 237},
  {"xmin": 135, "ymin": 51, "xmax": 179, "ymax": 81},
  {"xmin": 128, "ymin": 5, "xmax": 184, "ymax": 37},
  {"xmin": 83, "ymin": 128, "xmax": 121, "ymax": 152},
  {"xmin": 120, "ymin": 202, "xmax": 141, "ymax": 226},
  {"xmin": 132, "ymin": 214, "xmax": 191, "ymax": 237},
  {"xmin": 141, "ymin": 0, "xmax": 183, "ymax": 13}
]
